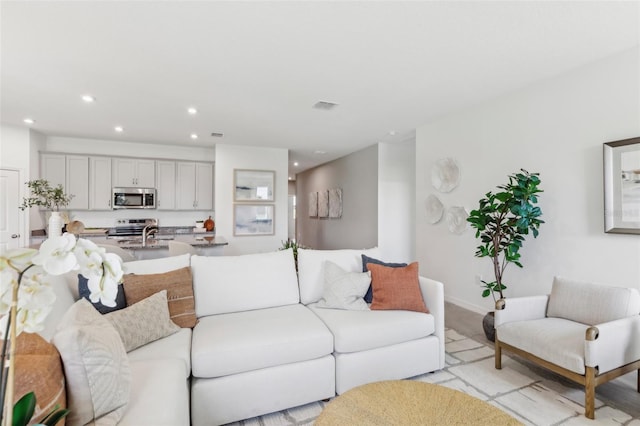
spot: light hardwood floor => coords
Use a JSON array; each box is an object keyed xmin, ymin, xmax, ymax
[{"xmin": 445, "ymin": 301, "xmax": 640, "ymax": 419}]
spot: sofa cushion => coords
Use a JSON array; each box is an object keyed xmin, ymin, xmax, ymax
[
  {"xmin": 316, "ymin": 261, "xmax": 371, "ymax": 310},
  {"xmin": 369, "ymin": 262, "xmax": 429, "ymax": 313},
  {"xmin": 123, "ymin": 253, "xmax": 190, "ymax": 275},
  {"xmin": 191, "ymin": 249, "xmax": 299, "ymax": 317},
  {"xmin": 547, "ymin": 276, "xmax": 640, "ymax": 325},
  {"xmin": 361, "ymin": 255, "xmax": 407, "ymax": 303},
  {"xmin": 52, "ymin": 299, "xmax": 131, "ymax": 426},
  {"xmin": 497, "ymin": 317, "xmax": 587, "ymax": 374},
  {"xmin": 13, "ymin": 333, "xmax": 66, "ymax": 424},
  {"xmin": 127, "ymin": 328, "xmax": 192, "ymax": 379},
  {"xmin": 122, "ymin": 266, "xmax": 197, "ymax": 328},
  {"xmin": 105, "ymin": 290, "xmax": 180, "ymax": 352},
  {"xmin": 118, "ymin": 358, "xmax": 190, "ymax": 426},
  {"xmin": 298, "ymin": 247, "xmax": 381, "ymax": 305},
  {"xmin": 191, "ymin": 304, "xmax": 333, "ymax": 378},
  {"xmin": 309, "ymin": 304, "xmax": 435, "ymax": 353}
]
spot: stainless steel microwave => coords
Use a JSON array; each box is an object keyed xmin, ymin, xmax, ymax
[{"xmin": 112, "ymin": 187, "xmax": 156, "ymax": 209}]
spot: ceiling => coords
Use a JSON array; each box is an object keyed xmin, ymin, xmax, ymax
[{"xmin": 1, "ymin": 1, "xmax": 638, "ymax": 177}]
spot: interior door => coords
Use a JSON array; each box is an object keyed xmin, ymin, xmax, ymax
[{"xmin": 0, "ymin": 169, "xmax": 22, "ymax": 251}]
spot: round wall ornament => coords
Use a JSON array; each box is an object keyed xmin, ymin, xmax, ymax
[
  {"xmin": 431, "ymin": 158, "xmax": 460, "ymax": 193},
  {"xmin": 446, "ymin": 206, "xmax": 468, "ymax": 234},
  {"xmin": 425, "ymin": 194, "xmax": 444, "ymax": 224}
]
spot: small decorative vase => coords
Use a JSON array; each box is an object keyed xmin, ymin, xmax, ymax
[
  {"xmin": 48, "ymin": 211, "xmax": 64, "ymax": 238},
  {"xmin": 482, "ymin": 311, "xmax": 496, "ymax": 342},
  {"xmin": 204, "ymin": 216, "xmax": 215, "ymax": 232}
]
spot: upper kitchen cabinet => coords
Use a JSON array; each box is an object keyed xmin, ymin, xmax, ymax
[
  {"xmin": 41, "ymin": 153, "xmax": 89, "ymax": 210},
  {"xmin": 156, "ymin": 160, "xmax": 176, "ymax": 210},
  {"xmin": 89, "ymin": 157, "xmax": 112, "ymax": 210},
  {"xmin": 112, "ymin": 158, "xmax": 155, "ymax": 187},
  {"xmin": 175, "ymin": 162, "xmax": 214, "ymax": 210}
]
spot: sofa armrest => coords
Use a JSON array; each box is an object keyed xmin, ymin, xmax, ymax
[
  {"xmin": 494, "ymin": 295, "xmax": 548, "ymax": 328},
  {"xmin": 419, "ymin": 276, "xmax": 445, "ymax": 369},
  {"xmin": 585, "ymin": 315, "xmax": 640, "ymax": 373}
]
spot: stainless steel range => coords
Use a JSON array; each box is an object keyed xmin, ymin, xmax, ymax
[{"xmin": 107, "ymin": 218, "xmax": 157, "ymax": 239}]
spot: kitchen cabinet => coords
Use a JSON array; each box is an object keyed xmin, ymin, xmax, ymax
[
  {"xmin": 89, "ymin": 157, "xmax": 112, "ymax": 210},
  {"xmin": 41, "ymin": 154, "xmax": 89, "ymax": 210},
  {"xmin": 66, "ymin": 156, "xmax": 89, "ymax": 210},
  {"xmin": 176, "ymin": 162, "xmax": 213, "ymax": 210},
  {"xmin": 112, "ymin": 158, "xmax": 155, "ymax": 187},
  {"xmin": 156, "ymin": 160, "xmax": 176, "ymax": 210}
]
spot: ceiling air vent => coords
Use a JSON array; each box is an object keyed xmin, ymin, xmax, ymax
[
  {"xmin": 313, "ymin": 101, "xmax": 339, "ymax": 110},
  {"xmin": 210, "ymin": 132, "xmax": 224, "ymax": 138}
]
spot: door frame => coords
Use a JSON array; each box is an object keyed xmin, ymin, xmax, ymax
[{"xmin": 1, "ymin": 167, "xmax": 27, "ymax": 248}]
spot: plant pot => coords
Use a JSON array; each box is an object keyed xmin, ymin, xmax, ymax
[
  {"xmin": 48, "ymin": 211, "xmax": 64, "ymax": 238},
  {"xmin": 482, "ymin": 311, "xmax": 495, "ymax": 342}
]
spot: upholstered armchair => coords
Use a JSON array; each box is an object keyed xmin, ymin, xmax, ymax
[{"xmin": 494, "ymin": 276, "xmax": 640, "ymax": 419}]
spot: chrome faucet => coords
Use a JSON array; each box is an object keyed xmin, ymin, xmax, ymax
[{"xmin": 142, "ymin": 224, "xmax": 158, "ymax": 247}]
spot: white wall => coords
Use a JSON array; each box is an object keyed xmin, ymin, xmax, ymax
[
  {"xmin": 378, "ymin": 140, "xmax": 416, "ymax": 262},
  {"xmin": 416, "ymin": 47, "xmax": 640, "ymax": 314},
  {"xmin": 214, "ymin": 144, "xmax": 289, "ymax": 255},
  {"xmin": 296, "ymin": 145, "xmax": 378, "ymax": 250}
]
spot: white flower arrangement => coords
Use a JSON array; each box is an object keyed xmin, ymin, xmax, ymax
[{"xmin": 0, "ymin": 233, "xmax": 123, "ymax": 337}]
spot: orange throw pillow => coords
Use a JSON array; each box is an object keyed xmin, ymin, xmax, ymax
[
  {"xmin": 122, "ymin": 266, "xmax": 197, "ymax": 328},
  {"xmin": 368, "ymin": 262, "xmax": 429, "ymax": 313},
  {"xmin": 13, "ymin": 333, "xmax": 67, "ymax": 424}
]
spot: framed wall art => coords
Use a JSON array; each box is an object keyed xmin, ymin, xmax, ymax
[
  {"xmin": 234, "ymin": 169, "xmax": 275, "ymax": 202},
  {"xmin": 309, "ymin": 192, "xmax": 318, "ymax": 217},
  {"xmin": 329, "ymin": 188, "xmax": 342, "ymax": 218},
  {"xmin": 603, "ymin": 136, "xmax": 640, "ymax": 234},
  {"xmin": 318, "ymin": 190, "xmax": 329, "ymax": 218},
  {"xmin": 234, "ymin": 204, "xmax": 275, "ymax": 236}
]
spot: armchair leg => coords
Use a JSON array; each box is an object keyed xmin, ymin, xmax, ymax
[
  {"xmin": 637, "ymin": 368, "xmax": 640, "ymax": 393},
  {"xmin": 495, "ymin": 339, "xmax": 502, "ymax": 370},
  {"xmin": 585, "ymin": 366, "xmax": 596, "ymax": 419}
]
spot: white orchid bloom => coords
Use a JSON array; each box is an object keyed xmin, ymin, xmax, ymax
[
  {"xmin": 0, "ymin": 269, "xmax": 17, "ymax": 315},
  {"xmin": 32, "ymin": 233, "xmax": 78, "ymax": 275},
  {"xmin": 0, "ymin": 248, "xmax": 38, "ymax": 272},
  {"xmin": 17, "ymin": 270, "xmax": 56, "ymax": 311},
  {"xmin": 74, "ymin": 238, "xmax": 106, "ymax": 277}
]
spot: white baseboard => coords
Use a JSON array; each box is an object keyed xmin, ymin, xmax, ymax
[{"xmin": 444, "ymin": 295, "xmax": 489, "ymax": 315}]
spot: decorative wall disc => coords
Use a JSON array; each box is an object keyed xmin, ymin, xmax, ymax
[
  {"xmin": 425, "ymin": 194, "xmax": 444, "ymax": 224},
  {"xmin": 446, "ymin": 206, "xmax": 468, "ymax": 234},
  {"xmin": 432, "ymin": 158, "xmax": 460, "ymax": 193}
]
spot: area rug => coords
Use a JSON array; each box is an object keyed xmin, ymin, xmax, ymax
[{"xmin": 228, "ymin": 329, "xmax": 640, "ymax": 426}]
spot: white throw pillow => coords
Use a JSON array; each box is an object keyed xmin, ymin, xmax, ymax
[
  {"xmin": 52, "ymin": 299, "xmax": 131, "ymax": 426},
  {"xmin": 105, "ymin": 290, "xmax": 180, "ymax": 352},
  {"xmin": 316, "ymin": 261, "xmax": 371, "ymax": 310}
]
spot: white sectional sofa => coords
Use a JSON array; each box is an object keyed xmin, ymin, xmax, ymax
[{"xmin": 41, "ymin": 247, "xmax": 444, "ymax": 425}]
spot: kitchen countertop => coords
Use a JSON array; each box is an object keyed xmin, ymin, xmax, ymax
[{"xmin": 115, "ymin": 235, "xmax": 227, "ymax": 250}]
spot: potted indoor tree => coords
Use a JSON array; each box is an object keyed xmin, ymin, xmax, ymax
[
  {"xmin": 19, "ymin": 179, "xmax": 73, "ymax": 237},
  {"xmin": 466, "ymin": 169, "xmax": 544, "ymax": 341}
]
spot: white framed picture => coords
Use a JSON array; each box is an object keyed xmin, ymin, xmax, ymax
[
  {"xmin": 234, "ymin": 204, "xmax": 275, "ymax": 236},
  {"xmin": 234, "ymin": 169, "xmax": 275, "ymax": 202}
]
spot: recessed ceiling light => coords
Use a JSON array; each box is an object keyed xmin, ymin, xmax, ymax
[
  {"xmin": 288, "ymin": 177, "xmax": 292, "ymax": 180},
  {"xmin": 82, "ymin": 95, "xmax": 96, "ymax": 103},
  {"xmin": 293, "ymin": 162, "xmax": 299, "ymax": 167},
  {"xmin": 188, "ymin": 107, "xmax": 197, "ymax": 115},
  {"xmin": 23, "ymin": 118, "xmax": 35, "ymax": 125},
  {"xmin": 190, "ymin": 133, "xmax": 198, "ymax": 139},
  {"xmin": 388, "ymin": 130, "xmax": 397, "ymax": 136},
  {"xmin": 114, "ymin": 126, "xmax": 124, "ymax": 133}
]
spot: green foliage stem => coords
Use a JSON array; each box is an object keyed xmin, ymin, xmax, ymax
[
  {"xmin": 19, "ymin": 180, "xmax": 73, "ymax": 212},
  {"xmin": 466, "ymin": 169, "xmax": 544, "ymax": 301}
]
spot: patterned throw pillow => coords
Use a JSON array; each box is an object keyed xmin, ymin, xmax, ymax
[
  {"xmin": 316, "ymin": 261, "xmax": 371, "ymax": 310},
  {"xmin": 52, "ymin": 299, "xmax": 131, "ymax": 425},
  {"xmin": 369, "ymin": 262, "xmax": 429, "ymax": 313},
  {"xmin": 122, "ymin": 267, "xmax": 197, "ymax": 328},
  {"xmin": 362, "ymin": 255, "xmax": 408, "ymax": 303},
  {"xmin": 105, "ymin": 290, "xmax": 180, "ymax": 352}
]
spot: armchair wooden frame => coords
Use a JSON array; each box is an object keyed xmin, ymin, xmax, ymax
[{"xmin": 495, "ymin": 299, "xmax": 640, "ymax": 420}]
